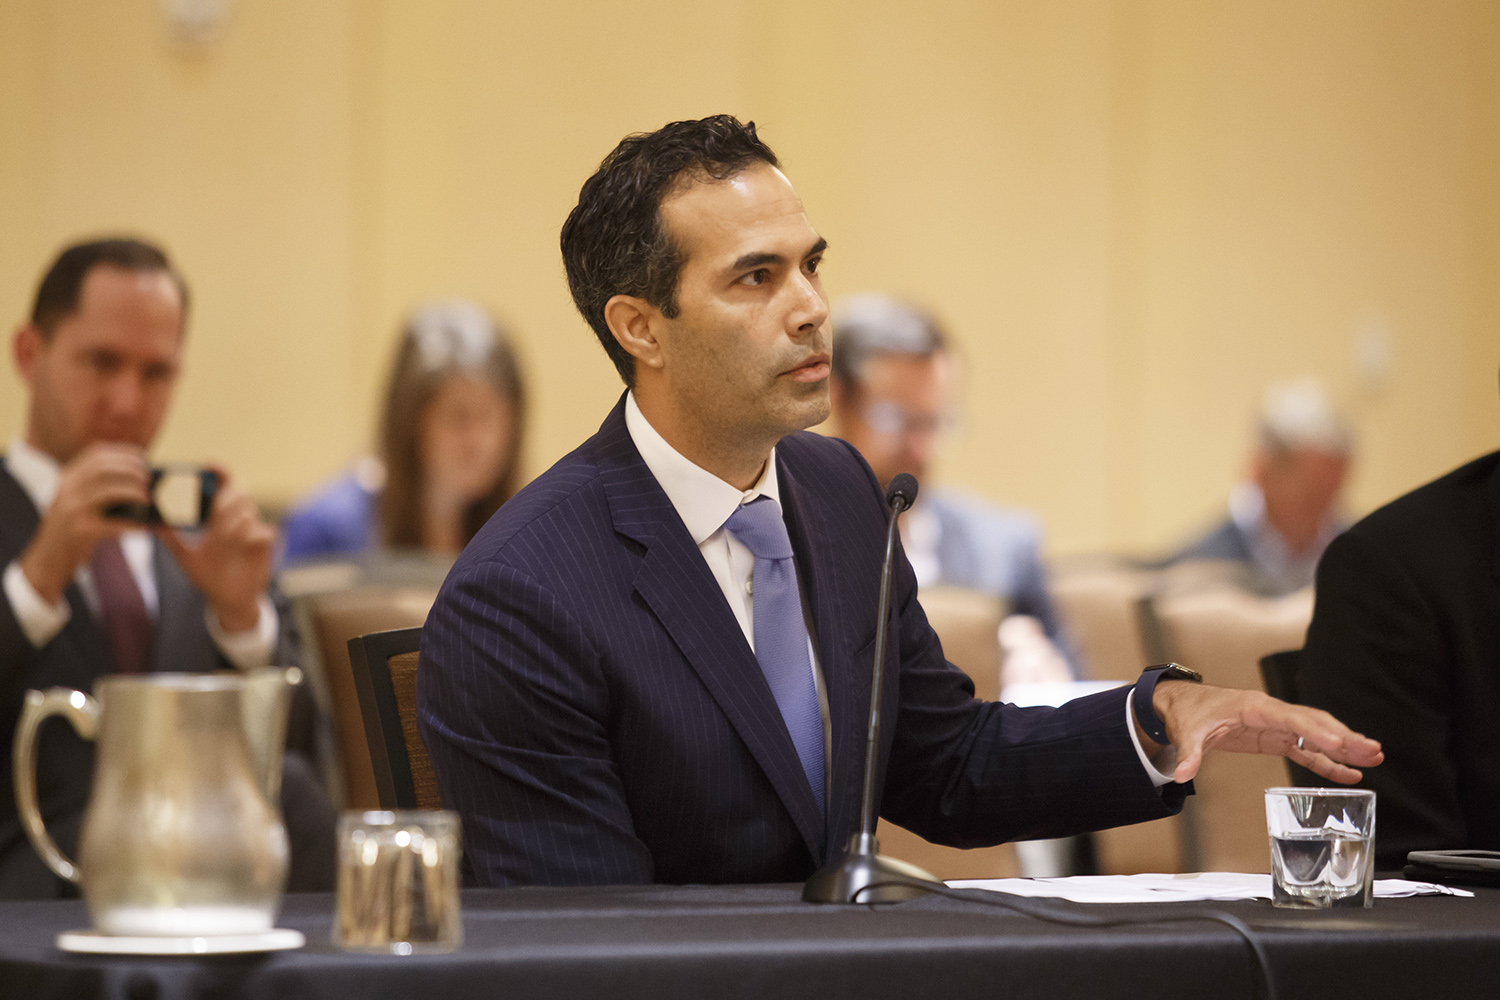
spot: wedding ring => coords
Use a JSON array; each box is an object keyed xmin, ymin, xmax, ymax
[{"xmin": 1295, "ymin": 736, "xmax": 1305, "ymax": 751}]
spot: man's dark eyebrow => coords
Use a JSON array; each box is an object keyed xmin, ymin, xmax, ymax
[
  {"xmin": 729, "ymin": 237, "xmax": 829, "ymax": 274},
  {"xmin": 730, "ymin": 251, "xmax": 782, "ymax": 272}
]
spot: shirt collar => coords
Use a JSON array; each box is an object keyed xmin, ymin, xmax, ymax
[
  {"xmin": 6, "ymin": 438, "xmax": 61, "ymax": 513},
  {"xmin": 624, "ymin": 391, "xmax": 781, "ymax": 543}
]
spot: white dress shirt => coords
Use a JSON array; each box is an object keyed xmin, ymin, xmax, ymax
[
  {"xmin": 1, "ymin": 438, "xmax": 276, "ymax": 669},
  {"xmin": 623, "ymin": 395, "xmax": 1174, "ymax": 795},
  {"xmin": 624, "ymin": 394, "xmax": 832, "ymax": 798}
]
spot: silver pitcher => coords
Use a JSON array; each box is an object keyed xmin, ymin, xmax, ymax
[{"xmin": 13, "ymin": 668, "xmax": 301, "ymax": 937}]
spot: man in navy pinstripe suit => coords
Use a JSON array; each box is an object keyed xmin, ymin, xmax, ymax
[{"xmin": 418, "ymin": 116, "xmax": 1383, "ymax": 887}]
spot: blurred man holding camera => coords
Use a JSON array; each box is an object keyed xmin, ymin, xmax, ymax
[{"xmin": 0, "ymin": 237, "xmax": 332, "ymax": 898}]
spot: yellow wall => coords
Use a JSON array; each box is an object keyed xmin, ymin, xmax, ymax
[{"xmin": 1, "ymin": 0, "xmax": 1496, "ymax": 555}]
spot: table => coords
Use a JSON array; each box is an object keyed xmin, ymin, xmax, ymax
[{"xmin": 1, "ymin": 881, "xmax": 1497, "ymax": 1000}]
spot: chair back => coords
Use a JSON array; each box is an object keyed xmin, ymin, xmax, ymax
[
  {"xmin": 1258, "ymin": 649, "xmax": 1320, "ymax": 786},
  {"xmin": 1047, "ymin": 559, "xmax": 1154, "ymax": 682},
  {"xmin": 873, "ymin": 585, "xmax": 1019, "ymax": 879},
  {"xmin": 1146, "ymin": 585, "xmax": 1314, "ymax": 873},
  {"xmin": 1259, "ymin": 648, "xmax": 1302, "ymax": 704},
  {"xmin": 302, "ymin": 587, "xmax": 439, "ymax": 808},
  {"xmin": 347, "ymin": 626, "xmax": 444, "ymax": 810},
  {"xmin": 918, "ymin": 585, "xmax": 1006, "ymax": 703}
]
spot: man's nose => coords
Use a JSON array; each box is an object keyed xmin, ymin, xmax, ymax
[
  {"xmin": 103, "ymin": 373, "xmax": 146, "ymax": 419},
  {"xmin": 787, "ymin": 272, "xmax": 828, "ymax": 337}
]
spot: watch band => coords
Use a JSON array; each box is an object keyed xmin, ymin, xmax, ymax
[{"xmin": 1132, "ymin": 662, "xmax": 1203, "ymax": 745}]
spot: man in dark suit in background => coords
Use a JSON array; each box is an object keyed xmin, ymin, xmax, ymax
[
  {"xmin": 1301, "ymin": 429, "xmax": 1500, "ymax": 869},
  {"xmin": 420, "ymin": 115, "xmax": 1382, "ymax": 888},
  {"xmin": 0, "ymin": 238, "xmax": 334, "ymax": 897}
]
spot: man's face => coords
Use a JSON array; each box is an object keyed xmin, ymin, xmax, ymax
[
  {"xmin": 651, "ymin": 162, "xmax": 831, "ymax": 450},
  {"xmin": 1255, "ymin": 447, "xmax": 1349, "ymax": 554},
  {"xmin": 16, "ymin": 264, "xmax": 184, "ymax": 463},
  {"xmin": 832, "ymin": 353, "xmax": 955, "ymax": 488}
]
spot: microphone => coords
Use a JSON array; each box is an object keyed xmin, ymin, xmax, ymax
[
  {"xmin": 803, "ymin": 474, "xmax": 942, "ymax": 904},
  {"xmin": 885, "ymin": 473, "xmax": 918, "ymax": 510}
]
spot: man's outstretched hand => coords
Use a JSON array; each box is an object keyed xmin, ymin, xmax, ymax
[{"xmin": 1145, "ymin": 681, "xmax": 1384, "ymax": 785}]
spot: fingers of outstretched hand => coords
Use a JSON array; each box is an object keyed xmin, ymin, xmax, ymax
[
  {"xmin": 1162, "ymin": 689, "xmax": 1383, "ymax": 784},
  {"xmin": 1247, "ymin": 701, "xmax": 1384, "ymax": 768},
  {"xmin": 1287, "ymin": 742, "xmax": 1367, "ymax": 784}
]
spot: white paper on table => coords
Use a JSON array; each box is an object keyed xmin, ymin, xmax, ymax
[{"xmin": 945, "ymin": 872, "xmax": 1473, "ymax": 903}]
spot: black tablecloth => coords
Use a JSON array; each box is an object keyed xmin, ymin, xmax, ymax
[{"xmin": 2, "ymin": 882, "xmax": 1498, "ymax": 1000}]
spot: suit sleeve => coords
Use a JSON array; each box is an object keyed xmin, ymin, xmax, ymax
[
  {"xmin": 879, "ymin": 570, "xmax": 1186, "ymax": 846},
  {"xmin": 823, "ymin": 443, "xmax": 1185, "ymax": 847},
  {"xmin": 1300, "ymin": 527, "xmax": 1461, "ymax": 867},
  {"xmin": 418, "ymin": 558, "xmax": 653, "ymax": 887},
  {"xmin": 0, "ymin": 577, "xmax": 42, "ymax": 695}
]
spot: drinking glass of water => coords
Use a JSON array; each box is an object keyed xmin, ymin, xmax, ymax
[
  {"xmin": 1265, "ymin": 788, "xmax": 1375, "ymax": 909},
  {"xmin": 335, "ymin": 810, "xmax": 463, "ymax": 953}
]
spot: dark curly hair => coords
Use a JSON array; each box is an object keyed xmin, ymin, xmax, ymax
[{"xmin": 560, "ymin": 115, "xmax": 780, "ymax": 387}]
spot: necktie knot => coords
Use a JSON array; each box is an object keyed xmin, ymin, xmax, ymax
[{"xmin": 722, "ymin": 497, "xmax": 794, "ymax": 561}]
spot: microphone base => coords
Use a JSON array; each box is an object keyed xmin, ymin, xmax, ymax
[{"xmin": 802, "ymin": 832, "xmax": 944, "ymax": 904}]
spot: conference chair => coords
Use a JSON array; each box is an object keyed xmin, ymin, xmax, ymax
[
  {"xmin": 1046, "ymin": 557, "xmax": 1155, "ymax": 683},
  {"xmin": 297, "ymin": 585, "xmax": 441, "ymax": 808},
  {"xmin": 872, "ymin": 585, "xmax": 1021, "ymax": 879},
  {"xmin": 1045, "ymin": 558, "xmax": 1191, "ymax": 874},
  {"xmin": 1259, "ymin": 649, "xmax": 1320, "ymax": 786},
  {"xmin": 918, "ymin": 585, "xmax": 1006, "ymax": 702},
  {"xmin": 1144, "ymin": 584, "xmax": 1315, "ymax": 873},
  {"xmin": 347, "ymin": 626, "xmax": 444, "ymax": 811},
  {"xmin": 1259, "ymin": 648, "xmax": 1302, "ymax": 704}
]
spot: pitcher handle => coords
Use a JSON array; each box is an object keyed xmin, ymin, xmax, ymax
[{"xmin": 13, "ymin": 688, "xmax": 101, "ymax": 884}]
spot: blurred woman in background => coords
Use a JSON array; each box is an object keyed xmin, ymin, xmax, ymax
[{"xmin": 281, "ymin": 299, "xmax": 526, "ymax": 562}]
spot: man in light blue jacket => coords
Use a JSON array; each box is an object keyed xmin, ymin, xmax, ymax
[{"xmin": 828, "ymin": 293, "xmax": 1078, "ymax": 679}]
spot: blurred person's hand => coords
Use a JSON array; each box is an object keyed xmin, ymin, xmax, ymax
[
  {"xmin": 19, "ymin": 443, "xmax": 151, "ymax": 604},
  {"xmin": 159, "ymin": 470, "xmax": 274, "ymax": 634},
  {"xmin": 997, "ymin": 614, "xmax": 1073, "ymax": 688}
]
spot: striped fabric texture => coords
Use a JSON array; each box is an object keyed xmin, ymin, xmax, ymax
[{"xmin": 418, "ymin": 396, "xmax": 1186, "ymax": 887}]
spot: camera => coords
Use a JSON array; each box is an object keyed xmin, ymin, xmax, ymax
[{"xmin": 104, "ymin": 465, "xmax": 221, "ymax": 529}]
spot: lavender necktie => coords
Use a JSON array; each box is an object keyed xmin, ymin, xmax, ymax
[
  {"xmin": 89, "ymin": 537, "xmax": 153, "ymax": 674},
  {"xmin": 723, "ymin": 497, "xmax": 825, "ymax": 812}
]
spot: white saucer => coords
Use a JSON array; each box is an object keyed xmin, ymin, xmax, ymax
[{"xmin": 57, "ymin": 927, "xmax": 305, "ymax": 955}]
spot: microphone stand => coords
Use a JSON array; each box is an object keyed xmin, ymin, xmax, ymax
[{"xmin": 803, "ymin": 474, "xmax": 945, "ymax": 904}]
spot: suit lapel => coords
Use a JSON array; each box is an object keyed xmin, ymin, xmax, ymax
[
  {"xmin": 594, "ymin": 405, "xmax": 826, "ymax": 857},
  {"xmin": 778, "ymin": 444, "xmax": 875, "ymax": 861}
]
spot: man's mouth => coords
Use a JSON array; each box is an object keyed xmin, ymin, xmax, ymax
[{"xmin": 784, "ymin": 354, "xmax": 830, "ymax": 383}]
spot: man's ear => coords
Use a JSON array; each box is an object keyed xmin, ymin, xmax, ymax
[
  {"xmin": 13, "ymin": 325, "xmax": 43, "ymax": 386},
  {"xmin": 603, "ymin": 294, "xmax": 666, "ymax": 373}
]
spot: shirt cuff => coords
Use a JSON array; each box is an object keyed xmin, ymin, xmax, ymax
[
  {"xmin": 205, "ymin": 593, "xmax": 278, "ymax": 670},
  {"xmin": 1127, "ymin": 689, "xmax": 1179, "ymax": 788},
  {"xmin": 3, "ymin": 559, "xmax": 71, "ymax": 648}
]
